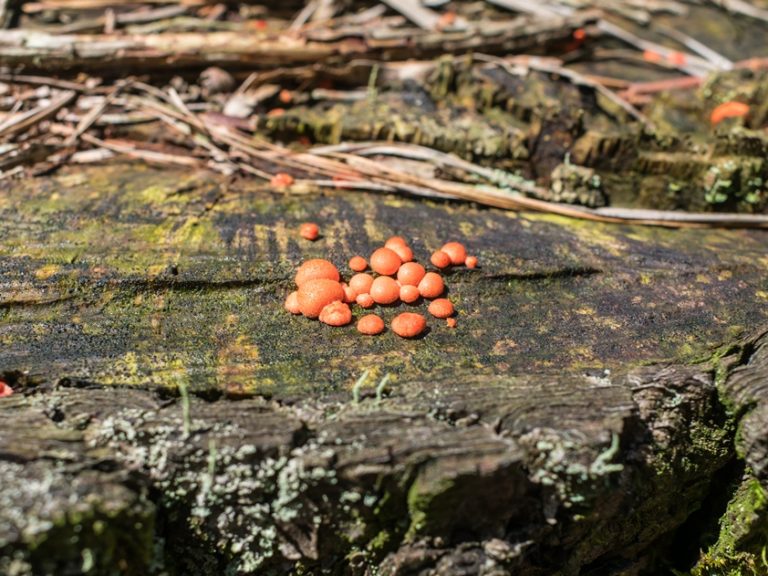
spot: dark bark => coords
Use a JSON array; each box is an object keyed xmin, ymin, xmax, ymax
[{"xmin": 0, "ymin": 163, "xmax": 767, "ymax": 574}]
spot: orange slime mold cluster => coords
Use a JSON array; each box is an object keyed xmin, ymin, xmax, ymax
[{"xmin": 284, "ymin": 236, "xmax": 478, "ymax": 336}]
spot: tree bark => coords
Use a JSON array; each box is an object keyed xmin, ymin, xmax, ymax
[{"xmin": 0, "ymin": 162, "xmax": 767, "ymax": 574}]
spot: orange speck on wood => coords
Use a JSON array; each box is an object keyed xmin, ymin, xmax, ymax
[
  {"xmin": 357, "ymin": 314, "xmax": 385, "ymax": 335},
  {"xmin": 267, "ymin": 108, "xmax": 285, "ymax": 117},
  {"xmin": 418, "ymin": 272, "xmax": 445, "ymax": 299},
  {"xmin": 389, "ymin": 243, "xmax": 413, "ymax": 263},
  {"xmin": 284, "ymin": 291, "xmax": 301, "ymax": 314},
  {"xmin": 319, "ymin": 301, "xmax": 352, "ymax": 326},
  {"xmin": 279, "ymin": 89, "xmax": 293, "ymax": 104},
  {"xmin": 710, "ymin": 101, "xmax": 750, "ymax": 125},
  {"xmin": 370, "ymin": 276, "xmax": 400, "ymax": 305},
  {"xmin": 441, "ymin": 242, "xmax": 467, "ymax": 265},
  {"xmin": 397, "ymin": 262, "xmax": 426, "ymax": 286},
  {"xmin": 669, "ymin": 51, "xmax": 687, "ymax": 66},
  {"xmin": 370, "ymin": 247, "xmax": 402, "ymax": 276},
  {"xmin": 251, "ymin": 19, "xmax": 267, "ymax": 30},
  {"xmin": 349, "ymin": 256, "xmax": 368, "ymax": 272},
  {"xmin": 573, "ymin": 28, "xmax": 586, "ymax": 41},
  {"xmin": 349, "ymin": 273, "xmax": 374, "ymax": 295},
  {"xmin": 430, "ymin": 250, "xmax": 451, "ymax": 269},
  {"xmin": 0, "ymin": 380, "xmax": 13, "ymax": 398},
  {"xmin": 399, "ymin": 284, "xmax": 420, "ymax": 303},
  {"xmin": 391, "ymin": 312, "xmax": 427, "ymax": 338},
  {"xmin": 446, "ymin": 318, "xmax": 457, "ymax": 328},
  {"xmin": 270, "ymin": 172, "xmax": 293, "ymax": 187},
  {"xmin": 356, "ymin": 293, "xmax": 375, "ymax": 308},
  {"xmin": 428, "ymin": 298, "xmax": 454, "ymax": 319},
  {"xmin": 299, "ymin": 222, "xmax": 319, "ymax": 241},
  {"xmin": 437, "ymin": 11, "xmax": 456, "ymax": 28},
  {"xmin": 297, "ymin": 279, "xmax": 345, "ymax": 318},
  {"xmin": 642, "ymin": 50, "xmax": 663, "ymax": 64},
  {"xmin": 465, "ymin": 256, "xmax": 478, "ymax": 269},
  {"xmin": 295, "ymin": 259, "xmax": 340, "ymax": 287}
]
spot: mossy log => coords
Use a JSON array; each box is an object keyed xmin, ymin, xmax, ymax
[{"xmin": 1, "ymin": 163, "xmax": 767, "ymax": 575}]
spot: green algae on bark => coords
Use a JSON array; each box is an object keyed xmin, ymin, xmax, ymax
[
  {"xmin": 1, "ymin": 164, "xmax": 768, "ymax": 397},
  {"xmin": 1, "ymin": 163, "xmax": 767, "ymax": 575}
]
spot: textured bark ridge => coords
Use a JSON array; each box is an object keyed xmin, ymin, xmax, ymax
[{"xmin": 0, "ymin": 164, "xmax": 767, "ymax": 575}]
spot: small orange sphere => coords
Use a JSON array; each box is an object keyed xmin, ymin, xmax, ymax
[
  {"xmin": 295, "ymin": 259, "xmax": 340, "ymax": 287},
  {"xmin": 349, "ymin": 256, "xmax": 368, "ymax": 272},
  {"xmin": 299, "ymin": 222, "xmax": 319, "ymax": 241},
  {"xmin": 400, "ymin": 284, "xmax": 420, "ymax": 304},
  {"xmin": 397, "ymin": 262, "xmax": 426, "ymax": 286},
  {"xmin": 297, "ymin": 278, "xmax": 345, "ymax": 318},
  {"xmin": 441, "ymin": 242, "xmax": 467, "ymax": 265},
  {"xmin": 357, "ymin": 314, "xmax": 385, "ymax": 335},
  {"xmin": 0, "ymin": 380, "xmax": 13, "ymax": 397},
  {"xmin": 391, "ymin": 312, "xmax": 427, "ymax": 338},
  {"xmin": 430, "ymin": 250, "xmax": 451, "ymax": 269},
  {"xmin": 319, "ymin": 301, "xmax": 352, "ymax": 326},
  {"xmin": 349, "ymin": 273, "xmax": 374, "ymax": 295},
  {"xmin": 446, "ymin": 317, "xmax": 457, "ymax": 328},
  {"xmin": 389, "ymin": 243, "xmax": 413, "ymax": 263},
  {"xmin": 465, "ymin": 256, "xmax": 478, "ymax": 269},
  {"xmin": 270, "ymin": 172, "xmax": 294, "ymax": 187},
  {"xmin": 342, "ymin": 283, "xmax": 357, "ymax": 303},
  {"xmin": 428, "ymin": 298, "xmax": 454, "ymax": 319},
  {"xmin": 418, "ymin": 272, "xmax": 445, "ymax": 299},
  {"xmin": 356, "ymin": 293, "xmax": 375, "ymax": 308},
  {"xmin": 284, "ymin": 291, "xmax": 301, "ymax": 314},
  {"xmin": 370, "ymin": 276, "xmax": 400, "ymax": 305},
  {"xmin": 384, "ymin": 236, "xmax": 408, "ymax": 248},
  {"xmin": 370, "ymin": 247, "xmax": 402, "ymax": 276}
]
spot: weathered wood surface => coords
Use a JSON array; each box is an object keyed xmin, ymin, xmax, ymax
[{"xmin": 0, "ymin": 163, "xmax": 767, "ymax": 575}]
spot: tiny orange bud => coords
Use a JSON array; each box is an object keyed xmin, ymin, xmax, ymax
[
  {"xmin": 430, "ymin": 250, "xmax": 451, "ymax": 269},
  {"xmin": 370, "ymin": 247, "xmax": 402, "ymax": 276},
  {"xmin": 573, "ymin": 28, "xmax": 586, "ymax": 41},
  {"xmin": 270, "ymin": 172, "xmax": 294, "ymax": 187},
  {"xmin": 418, "ymin": 272, "xmax": 445, "ymax": 299},
  {"xmin": 465, "ymin": 256, "xmax": 478, "ymax": 269},
  {"xmin": 356, "ymin": 293, "xmax": 375, "ymax": 308},
  {"xmin": 0, "ymin": 380, "xmax": 13, "ymax": 397},
  {"xmin": 399, "ymin": 284, "xmax": 420, "ymax": 304},
  {"xmin": 319, "ymin": 301, "xmax": 352, "ymax": 326},
  {"xmin": 446, "ymin": 318, "xmax": 457, "ymax": 328},
  {"xmin": 370, "ymin": 276, "xmax": 400, "ymax": 305},
  {"xmin": 297, "ymin": 279, "xmax": 344, "ymax": 318},
  {"xmin": 391, "ymin": 312, "xmax": 427, "ymax": 338},
  {"xmin": 279, "ymin": 89, "xmax": 293, "ymax": 104},
  {"xmin": 284, "ymin": 291, "xmax": 301, "ymax": 314},
  {"xmin": 642, "ymin": 50, "xmax": 663, "ymax": 64},
  {"xmin": 428, "ymin": 298, "xmax": 454, "ymax": 319},
  {"xmin": 357, "ymin": 314, "xmax": 385, "ymax": 335},
  {"xmin": 349, "ymin": 273, "xmax": 374, "ymax": 295},
  {"xmin": 349, "ymin": 256, "xmax": 368, "ymax": 272},
  {"xmin": 441, "ymin": 242, "xmax": 467, "ymax": 265},
  {"xmin": 299, "ymin": 222, "xmax": 319, "ymax": 241},
  {"xmin": 397, "ymin": 262, "xmax": 426, "ymax": 286},
  {"xmin": 669, "ymin": 51, "xmax": 687, "ymax": 66},
  {"xmin": 342, "ymin": 283, "xmax": 357, "ymax": 303}
]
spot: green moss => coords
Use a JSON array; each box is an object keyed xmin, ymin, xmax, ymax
[{"xmin": 691, "ymin": 477, "xmax": 768, "ymax": 576}]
